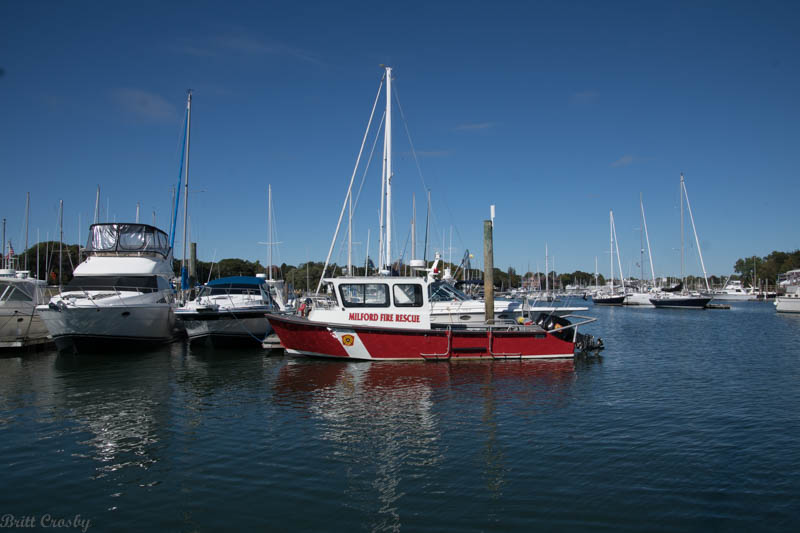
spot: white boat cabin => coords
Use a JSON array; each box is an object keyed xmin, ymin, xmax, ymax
[{"xmin": 309, "ymin": 276, "xmax": 449, "ymax": 330}]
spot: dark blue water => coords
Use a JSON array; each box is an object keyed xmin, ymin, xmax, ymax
[{"xmin": 1, "ymin": 302, "xmax": 799, "ymax": 532}]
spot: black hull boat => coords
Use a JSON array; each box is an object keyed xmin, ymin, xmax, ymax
[
  {"xmin": 592, "ymin": 295, "xmax": 625, "ymax": 305},
  {"xmin": 650, "ymin": 295, "xmax": 711, "ymax": 309}
]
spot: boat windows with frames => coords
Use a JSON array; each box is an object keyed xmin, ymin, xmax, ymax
[
  {"xmin": 85, "ymin": 224, "xmax": 170, "ymax": 257},
  {"xmin": 0, "ymin": 283, "xmax": 33, "ymax": 303},
  {"xmin": 339, "ymin": 283, "xmax": 390, "ymax": 308},
  {"xmin": 393, "ymin": 284, "xmax": 423, "ymax": 307},
  {"xmin": 64, "ymin": 275, "xmax": 160, "ymax": 292},
  {"xmin": 428, "ymin": 280, "xmax": 469, "ymax": 302}
]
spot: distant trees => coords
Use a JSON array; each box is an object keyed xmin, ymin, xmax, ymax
[{"xmin": 733, "ymin": 250, "xmax": 800, "ymax": 286}]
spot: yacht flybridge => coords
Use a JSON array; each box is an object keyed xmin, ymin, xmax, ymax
[{"xmin": 37, "ymin": 223, "xmax": 177, "ymax": 352}]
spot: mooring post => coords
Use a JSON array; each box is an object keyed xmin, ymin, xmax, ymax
[
  {"xmin": 189, "ymin": 242, "xmax": 197, "ymax": 286},
  {"xmin": 484, "ymin": 219, "xmax": 494, "ymax": 324}
]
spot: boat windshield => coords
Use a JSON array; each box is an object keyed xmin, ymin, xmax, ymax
[
  {"xmin": 85, "ymin": 224, "xmax": 170, "ymax": 257},
  {"xmin": 200, "ymin": 283, "xmax": 268, "ymax": 298},
  {"xmin": 428, "ymin": 281, "xmax": 470, "ymax": 302}
]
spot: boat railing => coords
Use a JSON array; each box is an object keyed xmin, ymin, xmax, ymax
[{"xmin": 56, "ymin": 285, "xmax": 170, "ymax": 307}]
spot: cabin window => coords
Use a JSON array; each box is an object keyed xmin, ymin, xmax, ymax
[
  {"xmin": 393, "ymin": 284, "xmax": 423, "ymax": 307},
  {"xmin": 339, "ymin": 283, "xmax": 390, "ymax": 307}
]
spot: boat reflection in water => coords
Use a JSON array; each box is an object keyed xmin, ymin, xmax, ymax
[{"xmin": 274, "ymin": 358, "xmax": 577, "ymax": 530}]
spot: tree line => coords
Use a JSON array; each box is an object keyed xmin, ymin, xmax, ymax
[{"xmin": 11, "ymin": 242, "xmax": 800, "ymax": 292}]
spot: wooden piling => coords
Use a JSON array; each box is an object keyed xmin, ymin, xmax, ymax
[{"xmin": 484, "ymin": 220, "xmax": 494, "ymax": 324}]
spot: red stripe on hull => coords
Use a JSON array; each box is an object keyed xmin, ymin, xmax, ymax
[
  {"xmin": 268, "ymin": 315, "xmax": 350, "ymax": 358},
  {"xmin": 268, "ymin": 314, "xmax": 574, "ymax": 360}
]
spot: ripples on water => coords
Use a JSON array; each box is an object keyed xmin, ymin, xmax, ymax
[{"xmin": 0, "ymin": 302, "xmax": 798, "ymax": 531}]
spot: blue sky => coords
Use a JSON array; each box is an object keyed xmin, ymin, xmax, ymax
[{"xmin": 1, "ymin": 0, "xmax": 798, "ymax": 280}]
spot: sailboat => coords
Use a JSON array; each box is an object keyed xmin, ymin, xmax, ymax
[
  {"xmin": 592, "ymin": 210, "xmax": 626, "ymax": 305},
  {"xmin": 650, "ymin": 173, "xmax": 712, "ymax": 309},
  {"xmin": 624, "ymin": 194, "xmax": 659, "ymax": 306}
]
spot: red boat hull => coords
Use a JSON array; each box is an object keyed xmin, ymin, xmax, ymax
[{"xmin": 267, "ymin": 313, "xmax": 575, "ymax": 361}]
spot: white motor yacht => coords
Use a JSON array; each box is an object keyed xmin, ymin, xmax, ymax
[
  {"xmin": 176, "ymin": 275, "xmax": 280, "ymax": 345},
  {"xmin": 0, "ymin": 269, "xmax": 51, "ymax": 349},
  {"xmin": 37, "ymin": 223, "xmax": 177, "ymax": 352},
  {"xmin": 775, "ymin": 269, "xmax": 800, "ymax": 313},
  {"xmin": 712, "ymin": 279, "xmax": 755, "ymax": 301}
]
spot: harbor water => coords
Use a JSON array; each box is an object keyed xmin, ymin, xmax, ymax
[{"xmin": 1, "ymin": 302, "xmax": 798, "ymax": 531}]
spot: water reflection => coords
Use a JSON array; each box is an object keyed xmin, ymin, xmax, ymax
[
  {"xmin": 52, "ymin": 350, "xmax": 173, "ymax": 484},
  {"xmin": 275, "ymin": 358, "xmax": 577, "ymax": 531}
]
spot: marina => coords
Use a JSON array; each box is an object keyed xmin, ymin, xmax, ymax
[
  {"xmin": 2, "ymin": 3, "xmax": 800, "ymax": 530},
  {"xmin": 0, "ymin": 300, "xmax": 797, "ymax": 531}
]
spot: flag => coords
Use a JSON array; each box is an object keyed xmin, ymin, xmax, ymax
[{"xmin": 6, "ymin": 241, "xmax": 13, "ymax": 259}]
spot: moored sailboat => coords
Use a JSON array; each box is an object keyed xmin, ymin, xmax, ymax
[{"xmin": 650, "ymin": 173, "xmax": 711, "ymax": 310}]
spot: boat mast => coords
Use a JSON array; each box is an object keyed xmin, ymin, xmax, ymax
[
  {"xmin": 1, "ymin": 217, "xmax": 5, "ymax": 269},
  {"xmin": 58, "ymin": 200, "xmax": 63, "ymax": 289},
  {"xmin": 612, "ymin": 210, "xmax": 626, "ymax": 292},
  {"xmin": 609, "ymin": 210, "xmax": 614, "ymax": 293},
  {"xmin": 268, "ymin": 184, "xmax": 273, "ymax": 281},
  {"xmin": 181, "ymin": 90, "xmax": 192, "ymax": 293},
  {"xmin": 641, "ymin": 194, "xmax": 656, "ymax": 287},
  {"xmin": 639, "ymin": 192, "xmax": 644, "ymax": 284},
  {"xmin": 411, "ymin": 194, "xmax": 416, "ymax": 262},
  {"xmin": 680, "ymin": 173, "xmax": 684, "ymax": 289},
  {"xmin": 24, "ymin": 192, "xmax": 30, "ymax": 271},
  {"xmin": 545, "ymin": 243, "xmax": 549, "ymax": 296},
  {"xmin": 365, "ymin": 228, "xmax": 370, "ymax": 276},
  {"xmin": 682, "ymin": 174, "xmax": 710, "ymax": 291},
  {"xmin": 384, "ymin": 66, "xmax": 393, "ymax": 272},
  {"xmin": 94, "ymin": 186, "xmax": 100, "ymax": 224},
  {"xmin": 347, "ymin": 187, "xmax": 352, "ymax": 276}
]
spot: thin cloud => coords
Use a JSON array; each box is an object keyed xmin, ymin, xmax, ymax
[
  {"xmin": 454, "ymin": 122, "xmax": 495, "ymax": 131},
  {"xmin": 611, "ymin": 155, "xmax": 634, "ymax": 167},
  {"xmin": 571, "ymin": 90, "xmax": 598, "ymax": 105},
  {"xmin": 112, "ymin": 89, "xmax": 177, "ymax": 121},
  {"xmin": 171, "ymin": 32, "xmax": 322, "ymax": 65}
]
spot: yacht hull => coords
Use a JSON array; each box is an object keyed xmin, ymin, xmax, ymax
[
  {"xmin": 0, "ymin": 310, "xmax": 51, "ymax": 349},
  {"xmin": 775, "ymin": 296, "xmax": 800, "ymax": 313},
  {"xmin": 38, "ymin": 304, "xmax": 175, "ymax": 352},
  {"xmin": 267, "ymin": 313, "xmax": 576, "ymax": 361},
  {"xmin": 178, "ymin": 309, "xmax": 272, "ymax": 345}
]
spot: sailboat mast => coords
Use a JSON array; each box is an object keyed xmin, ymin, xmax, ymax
[
  {"xmin": 411, "ymin": 194, "xmax": 416, "ymax": 262},
  {"xmin": 641, "ymin": 195, "xmax": 656, "ymax": 286},
  {"xmin": 365, "ymin": 228, "xmax": 370, "ymax": 276},
  {"xmin": 24, "ymin": 192, "xmax": 29, "ymax": 271},
  {"xmin": 58, "ymin": 200, "xmax": 63, "ymax": 289},
  {"xmin": 612, "ymin": 211, "xmax": 626, "ymax": 291},
  {"xmin": 609, "ymin": 210, "xmax": 614, "ymax": 292},
  {"xmin": 347, "ymin": 187, "xmax": 352, "ymax": 276},
  {"xmin": 379, "ymin": 128, "xmax": 386, "ymax": 270},
  {"xmin": 94, "ymin": 186, "xmax": 100, "ymax": 224},
  {"xmin": 682, "ymin": 175, "xmax": 710, "ymax": 291},
  {"xmin": 545, "ymin": 243, "xmax": 549, "ymax": 295},
  {"xmin": 384, "ymin": 66, "xmax": 393, "ymax": 271},
  {"xmin": 268, "ymin": 184, "xmax": 273, "ymax": 281},
  {"xmin": 181, "ymin": 90, "xmax": 192, "ymax": 289},
  {"xmin": 680, "ymin": 173, "xmax": 684, "ymax": 288},
  {"xmin": 640, "ymin": 192, "xmax": 644, "ymax": 283}
]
